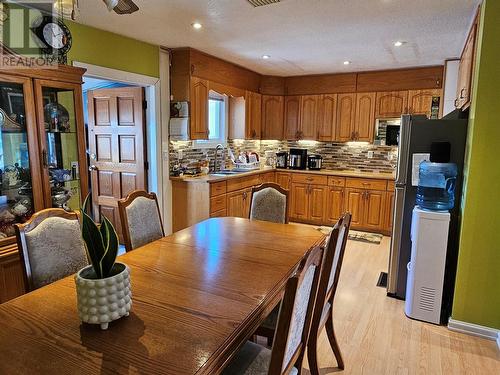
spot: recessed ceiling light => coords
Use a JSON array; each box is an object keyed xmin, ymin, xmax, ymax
[
  {"xmin": 262, "ymin": 55, "xmax": 270, "ymax": 60},
  {"xmin": 394, "ymin": 41, "xmax": 405, "ymax": 47},
  {"xmin": 192, "ymin": 22, "xmax": 202, "ymax": 30},
  {"xmin": 343, "ymin": 61, "xmax": 351, "ymax": 65}
]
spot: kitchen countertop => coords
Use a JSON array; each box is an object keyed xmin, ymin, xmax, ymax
[{"xmin": 170, "ymin": 167, "xmax": 396, "ymax": 183}]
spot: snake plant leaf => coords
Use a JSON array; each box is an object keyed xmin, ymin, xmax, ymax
[
  {"xmin": 99, "ymin": 215, "xmax": 119, "ymax": 278},
  {"xmin": 81, "ymin": 209, "xmax": 105, "ymax": 279}
]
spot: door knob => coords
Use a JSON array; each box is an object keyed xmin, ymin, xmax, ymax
[
  {"xmin": 89, "ymin": 153, "xmax": 97, "ymax": 160},
  {"xmin": 89, "ymin": 165, "xmax": 98, "ymax": 171}
]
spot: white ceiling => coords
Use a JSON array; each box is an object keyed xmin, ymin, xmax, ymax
[{"xmin": 75, "ymin": 0, "xmax": 481, "ymax": 76}]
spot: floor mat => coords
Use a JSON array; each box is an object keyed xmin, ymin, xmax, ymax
[
  {"xmin": 377, "ymin": 272, "xmax": 388, "ymax": 288},
  {"xmin": 316, "ymin": 226, "xmax": 384, "ymax": 244}
]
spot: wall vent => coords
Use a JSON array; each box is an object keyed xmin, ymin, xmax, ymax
[{"xmin": 247, "ymin": 0, "xmax": 280, "ymax": 7}]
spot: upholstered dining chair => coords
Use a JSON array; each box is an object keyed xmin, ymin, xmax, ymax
[
  {"xmin": 307, "ymin": 212, "xmax": 352, "ymax": 374},
  {"xmin": 118, "ymin": 190, "xmax": 164, "ymax": 252},
  {"xmin": 14, "ymin": 208, "xmax": 89, "ymax": 291},
  {"xmin": 222, "ymin": 245, "xmax": 324, "ymax": 375},
  {"xmin": 249, "ymin": 183, "xmax": 290, "ymax": 224}
]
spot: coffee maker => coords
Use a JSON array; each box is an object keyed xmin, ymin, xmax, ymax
[{"xmin": 289, "ymin": 148, "xmax": 308, "ymax": 169}]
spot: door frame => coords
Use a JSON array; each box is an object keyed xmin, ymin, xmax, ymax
[{"xmin": 72, "ymin": 59, "xmax": 171, "ymax": 234}]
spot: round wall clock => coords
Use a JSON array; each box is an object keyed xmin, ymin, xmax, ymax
[{"xmin": 32, "ymin": 16, "xmax": 72, "ymax": 59}]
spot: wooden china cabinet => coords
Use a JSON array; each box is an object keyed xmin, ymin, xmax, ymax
[{"xmin": 0, "ymin": 66, "xmax": 88, "ymax": 303}]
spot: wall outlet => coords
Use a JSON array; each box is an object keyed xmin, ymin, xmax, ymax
[
  {"xmin": 387, "ymin": 153, "xmax": 394, "ymax": 161},
  {"xmin": 367, "ymin": 151, "xmax": 374, "ymax": 159},
  {"xmin": 177, "ymin": 149, "xmax": 183, "ymax": 159}
]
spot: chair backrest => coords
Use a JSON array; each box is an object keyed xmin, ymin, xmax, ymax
[
  {"xmin": 309, "ymin": 213, "xmax": 351, "ymax": 333},
  {"xmin": 15, "ymin": 208, "xmax": 89, "ymax": 291},
  {"xmin": 268, "ymin": 245, "xmax": 324, "ymax": 374},
  {"xmin": 249, "ymin": 183, "xmax": 290, "ymax": 224},
  {"xmin": 118, "ymin": 190, "xmax": 164, "ymax": 252}
]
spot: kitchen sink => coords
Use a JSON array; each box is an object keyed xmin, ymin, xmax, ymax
[{"xmin": 210, "ymin": 169, "xmax": 254, "ymax": 176}]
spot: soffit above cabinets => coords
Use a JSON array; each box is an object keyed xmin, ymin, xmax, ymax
[{"xmin": 76, "ymin": 0, "xmax": 481, "ymax": 76}]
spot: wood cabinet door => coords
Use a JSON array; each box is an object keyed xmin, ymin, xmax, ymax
[
  {"xmin": 300, "ymin": 95, "xmax": 322, "ymax": 139},
  {"xmin": 326, "ymin": 187, "xmax": 344, "ymax": 224},
  {"xmin": 344, "ymin": 188, "xmax": 364, "ymax": 227},
  {"xmin": 319, "ymin": 94, "xmax": 337, "ymax": 141},
  {"xmin": 226, "ymin": 190, "xmax": 247, "ymax": 218},
  {"xmin": 408, "ymin": 89, "xmax": 442, "ymax": 117},
  {"xmin": 0, "ymin": 248, "xmax": 26, "ymax": 303},
  {"xmin": 355, "ymin": 92, "xmax": 376, "ymax": 142},
  {"xmin": 309, "ymin": 185, "xmax": 327, "ymax": 223},
  {"xmin": 190, "ymin": 77, "xmax": 209, "ymax": 139},
  {"xmin": 284, "ymin": 96, "xmax": 302, "ymax": 140},
  {"xmin": 335, "ymin": 93, "xmax": 356, "ymax": 142},
  {"xmin": 383, "ymin": 190, "xmax": 395, "ymax": 233},
  {"xmin": 363, "ymin": 190, "xmax": 386, "ymax": 230},
  {"xmin": 276, "ymin": 172, "xmax": 291, "ymax": 190},
  {"xmin": 456, "ymin": 23, "xmax": 476, "ymax": 110},
  {"xmin": 250, "ymin": 92, "xmax": 262, "ymax": 139},
  {"xmin": 261, "ymin": 95, "xmax": 284, "ymax": 140},
  {"xmin": 290, "ymin": 183, "xmax": 309, "ymax": 220},
  {"xmin": 375, "ymin": 91, "xmax": 408, "ymax": 118}
]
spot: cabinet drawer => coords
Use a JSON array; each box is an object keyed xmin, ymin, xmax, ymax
[
  {"xmin": 258, "ymin": 172, "xmax": 276, "ymax": 184},
  {"xmin": 346, "ymin": 178, "xmax": 387, "ymax": 191},
  {"xmin": 291, "ymin": 173, "xmax": 328, "ymax": 185},
  {"xmin": 328, "ymin": 177, "xmax": 346, "ymax": 187},
  {"xmin": 210, "ymin": 181, "xmax": 227, "ymax": 197},
  {"xmin": 227, "ymin": 175, "xmax": 260, "ymax": 192},
  {"xmin": 387, "ymin": 180, "xmax": 395, "ymax": 191},
  {"xmin": 210, "ymin": 195, "xmax": 227, "ymax": 213},
  {"xmin": 210, "ymin": 208, "xmax": 227, "ymax": 218}
]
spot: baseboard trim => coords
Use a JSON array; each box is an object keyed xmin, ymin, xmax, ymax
[{"xmin": 448, "ymin": 318, "xmax": 500, "ymax": 349}]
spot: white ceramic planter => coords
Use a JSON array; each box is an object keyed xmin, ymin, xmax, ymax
[{"xmin": 75, "ymin": 262, "xmax": 132, "ymax": 330}]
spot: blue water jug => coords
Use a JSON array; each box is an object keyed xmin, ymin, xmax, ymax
[{"xmin": 416, "ymin": 161, "xmax": 458, "ymax": 211}]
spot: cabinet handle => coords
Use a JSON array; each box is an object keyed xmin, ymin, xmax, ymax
[
  {"xmin": 355, "ymin": 131, "xmax": 359, "ymax": 140},
  {"xmin": 454, "ymin": 99, "xmax": 459, "ymax": 108},
  {"xmin": 190, "ymin": 64, "xmax": 195, "ymax": 74},
  {"xmin": 460, "ymin": 88, "xmax": 466, "ymax": 99},
  {"xmin": 41, "ymin": 150, "xmax": 48, "ymax": 168},
  {"xmin": 243, "ymin": 192, "xmax": 247, "ymax": 200}
]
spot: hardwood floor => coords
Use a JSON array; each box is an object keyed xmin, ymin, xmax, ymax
[{"xmin": 301, "ymin": 235, "xmax": 500, "ymax": 375}]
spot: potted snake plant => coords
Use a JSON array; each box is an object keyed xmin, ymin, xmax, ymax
[{"xmin": 75, "ymin": 194, "xmax": 132, "ymax": 330}]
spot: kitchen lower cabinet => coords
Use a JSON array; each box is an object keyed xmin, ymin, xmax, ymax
[
  {"xmin": 0, "ymin": 246, "xmax": 26, "ymax": 303},
  {"xmin": 276, "ymin": 172, "xmax": 291, "ymax": 190},
  {"xmin": 227, "ymin": 188, "xmax": 252, "ymax": 218},
  {"xmin": 383, "ymin": 190, "xmax": 395, "ymax": 234},
  {"xmin": 290, "ymin": 183, "xmax": 309, "ymax": 220},
  {"xmin": 309, "ymin": 185, "xmax": 327, "ymax": 222},
  {"xmin": 363, "ymin": 190, "xmax": 386, "ymax": 230},
  {"xmin": 325, "ymin": 187, "xmax": 344, "ymax": 224},
  {"xmin": 345, "ymin": 189, "xmax": 365, "ymax": 227},
  {"xmin": 290, "ymin": 183, "xmax": 327, "ymax": 224}
]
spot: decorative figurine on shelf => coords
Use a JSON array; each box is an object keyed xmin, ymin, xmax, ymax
[
  {"xmin": 4, "ymin": 166, "xmax": 20, "ymax": 187},
  {"xmin": 0, "ymin": 209, "xmax": 16, "ymax": 238},
  {"xmin": 51, "ymin": 185, "xmax": 72, "ymax": 210},
  {"xmin": 12, "ymin": 197, "xmax": 32, "ymax": 217},
  {"xmin": 50, "ymin": 168, "xmax": 72, "ymax": 183},
  {"xmin": 0, "ymin": 108, "xmax": 23, "ymax": 132},
  {"xmin": 44, "ymin": 102, "xmax": 70, "ymax": 132}
]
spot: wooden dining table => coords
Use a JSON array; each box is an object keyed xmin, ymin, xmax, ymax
[{"xmin": 0, "ymin": 217, "xmax": 325, "ymax": 374}]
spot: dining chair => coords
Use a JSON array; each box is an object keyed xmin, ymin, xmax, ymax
[
  {"xmin": 14, "ymin": 208, "xmax": 89, "ymax": 291},
  {"xmin": 307, "ymin": 212, "xmax": 352, "ymax": 374},
  {"xmin": 118, "ymin": 190, "xmax": 164, "ymax": 252},
  {"xmin": 249, "ymin": 183, "xmax": 290, "ymax": 224},
  {"xmin": 222, "ymin": 245, "xmax": 323, "ymax": 375}
]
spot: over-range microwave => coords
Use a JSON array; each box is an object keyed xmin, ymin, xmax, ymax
[{"xmin": 375, "ymin": 118, "xmax": 401, "ymax": 146}]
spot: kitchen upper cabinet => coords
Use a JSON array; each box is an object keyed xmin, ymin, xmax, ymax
[
  {"xmin": 408, "ymin": 89, "xmax": 442, "ymax": 118},
  {"xmin": 326, "ymin": 187, "xmax": 344, "ymax": 224},
  {"xmin": 345, "ymin": 189, "xmax": 364, "ymax": 227},
  {"xmin": 319, "ymin": 94, "xmax": 337, "ymax": 141},
  {"xmin": 261, "ymin": 95, "xmax": 284, "ymax": 140},
  {"xmin": 375, "ymin": 91, "xmax": 408, "ymax": 118},
  {"xmin": 284, "ymin": 96, "xmax": 302, "ymax": 140},
  {"xmin": 335, "ymin": 93, "xmax": 356, "ymax": 142},
  {"xmin": 290, "ymin": 183, "xmax": 309, "ymax": 220},
  {"xmin": 276, "ymin": 172, "xmax": 291, "ymax": 190},
  {"xmin": 246, "ymin": 91, "xmax": 262, "ymax": 139},
  {"xmin": 456, "ymin": 21, "xmax": 477, "ymax": 110},
  {"xmin": 363, "ymin": 190, "xmax": 386, "ymax": 230},
  {"xmin": 227, "ymin": 188, "xmax": 252, "ymax": 218},
  {"xmin": 190, "ymin": 77, "xmax": 209, "ymax": 139},
  {"xmin": 355, "ymin": 92, "xmax": 376, "ymax": 142},
  {"xmin": 300, "ymin": 95, "xmax": 322, "ymax": 139}
]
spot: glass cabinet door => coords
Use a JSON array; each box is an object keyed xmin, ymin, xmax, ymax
[
  {"xmin": 34, "ymin": 80, "xmax": 87, "ymax": 212},
  {"xmin": 0, "ymin": 74, "xmax": 43, "ymax": 241}
]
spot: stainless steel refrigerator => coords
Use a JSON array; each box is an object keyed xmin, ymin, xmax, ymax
[{"xmin": 387, "ymin": 112, "xmax": 468, "ymax": 322}]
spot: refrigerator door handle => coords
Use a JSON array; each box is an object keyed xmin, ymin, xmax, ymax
[{"xmin": 387, "ymin": 186, "xmax": 406, "ymax": 294}]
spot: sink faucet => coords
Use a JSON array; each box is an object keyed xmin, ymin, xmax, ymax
[{"xmin": 214, "ymin": 144, "xmax": 224, "ymax": 172}]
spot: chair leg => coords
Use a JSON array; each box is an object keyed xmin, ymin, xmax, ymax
[
  {"xmin": 307, "ymin": 332, "xmax": 320, "ymax": 375},
  {"xmin": 325, "ymin": 316, "xmax": 344, "ymax": 370}
]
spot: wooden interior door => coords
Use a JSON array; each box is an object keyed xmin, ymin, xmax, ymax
[
  {"xmin": 335, "ymin": 93, "xmax": 356, "ymax": 141},
  {"xmin": 87, "ymin": 87, "xmax": 147, "ymax": 242},
  {"xmin": 284, "ymin": 96, "xmax": 302, "ymax": 140},
  {"xmin": 355, "ymin": 92, "xmax": 376, "ymax": 141}
]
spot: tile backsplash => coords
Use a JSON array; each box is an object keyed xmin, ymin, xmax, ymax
[{"xmin": 169, "ymin": 140, "xmax": 398, "ymax": 174}]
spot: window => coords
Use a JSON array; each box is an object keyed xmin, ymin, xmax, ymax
[{"xmin": 194, "ymin": 90, "xmax": 227, "ymax": 147}]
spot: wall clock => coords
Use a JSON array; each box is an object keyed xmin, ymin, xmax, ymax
[{"xmin": 31, "ymin": 16, "xmax": 72, "ymax": 63}]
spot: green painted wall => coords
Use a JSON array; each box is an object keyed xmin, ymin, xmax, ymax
[
  {"xmin": 67, "ymin": 22, "xmax": 160, "ymax": 78},
  {"xmin": 452, "ymin": 0, "xmax": 500, "ymax": 329}
]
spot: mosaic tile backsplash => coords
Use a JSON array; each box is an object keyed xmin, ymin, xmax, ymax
[{"xmin": 169, "ymin": 140, "xmax": 398, "ymax": 174}]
